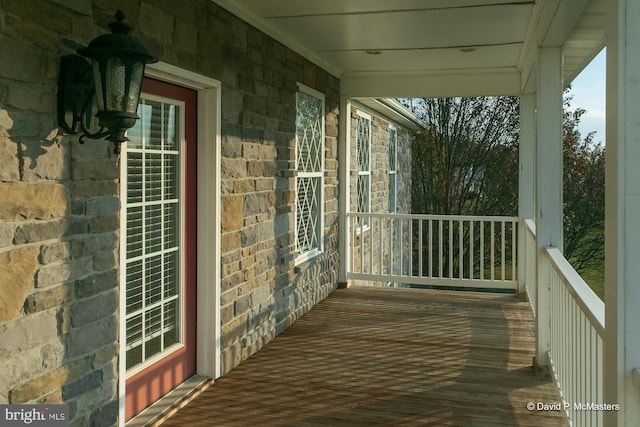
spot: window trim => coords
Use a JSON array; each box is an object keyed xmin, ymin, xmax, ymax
[
  {"xmin": 388, "ymin": 124, "xmax": 398, "ymax": 213},
  {"xmin": 356, "ymin": 111, "xmax": 372, "ymax": 231},
  {"xmin": 295, "ymin": 83, "xmax": 325, "ymax": 265}
]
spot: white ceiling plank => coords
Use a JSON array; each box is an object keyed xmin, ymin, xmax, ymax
[
  {"xmin": 341, "ymin": 68, "xmax": 521, "ymax": 98},
  {"xmin": 213, "ymin": 0, "xmax": 606, "ymax": 97}
]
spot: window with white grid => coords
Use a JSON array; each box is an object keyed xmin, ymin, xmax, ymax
[
  {"xmin": 295, "ymin": 84, "xmax": 324, "ymax": 262},
  {"xmin": 124, "ymin": 96, "xmax": 183, "ymax": 372},
  {"xmin": 356, "ymin": 112, "xmax": 371, "ymax": 227},
  {"xmin": 388, "ymin": 126, "xmax": 398, "ymax": 213}
]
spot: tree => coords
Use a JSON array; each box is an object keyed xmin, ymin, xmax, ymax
[
  {"xmin": 403, "ymin": 97, "xmax": 520, "ymax": 217},
  {"xmin": 403, "ymin": 93, "xmax": 605, "ymax": 278},
  {"xmin": 401, "ymin": 97, "xmax": 520, "ymax": 279},
  {"xmin": 563, "ymin": 96, "xmax": 605, "ymax": 273}
]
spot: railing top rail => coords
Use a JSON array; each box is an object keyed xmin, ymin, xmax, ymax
[
  {"xmin": 346, "ymin": 212, "xmax": 519, "ymax": 222},
  {"xmin": 523, "ymin": 218, "xmax": 536, "ymax": 236},
  {"xmin": 545, "ymin": 247, "xmax": 605, "ymax": 337}
]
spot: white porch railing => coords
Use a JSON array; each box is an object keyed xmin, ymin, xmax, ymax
[
  {"xmin": 522, "ymin": 219, "xmax": 537, "ymax": 315},
  {"xmin": 545, "ymin": 247, "xmax": 605, "ymax": 427},
  {"xmin": 347, "ymin": 213, "xmax": 518, "ymax": 290}
]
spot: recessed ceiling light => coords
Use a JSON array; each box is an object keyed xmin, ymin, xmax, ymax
[{"xmin": 365, "ymin": 50, "xmax": 382, "ymax": 55}]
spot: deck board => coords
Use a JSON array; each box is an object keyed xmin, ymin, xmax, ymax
[{"xmin": 161, "ymin": 287, "xmax": 568, "ymax": 426}]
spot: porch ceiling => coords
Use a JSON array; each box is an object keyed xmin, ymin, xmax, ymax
[{"xmin": 213, "ymin": 0, "xmax": 605, "ymax": 98}]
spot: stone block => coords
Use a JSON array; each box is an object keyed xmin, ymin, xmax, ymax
[
  {"xmin": 233, "ymin": 179, "xmax": 254, "ymax": 193},
  {"xmin": 242, "ymin": 142, "xmax": 276, "ymax": 160},
  {"xmin": 14, "ymin": 218, "xmax": 87, "ymax": 245},
  {"xmin": 85, "ymin": 197, "xmax": 120, "ymax": 216},
  {"xmin": 2, "ymin": 0, "xmax": 71, "ymax": 33},
  {"xmin": 71, "ymin": 158, "xmax": 119, "ymax": 181},
  {"xmin": 88, "ymin": 214, "xmax": 118, "ymax": 234},
  {"xmin": 0, "ymin": 246, "xmax": 38, "ymax": 322},
  {"xmin": 0, "ymin": 338, "xmax": 62, "ymax": 391},
  {"xmin": 220, "ymin": 231, "xmax": 240, "ymax": 254},
  {"xmin": 21, "ymin": 137, "xmax": 69, "ymax": 182},
  {"xmin": 89, "ymin": 400, "xmax": 118, "ymax": 427},
  {"xmin": 240, "ymin": 221, "xmax": 273, "ymax": 247},
  {"xmin": 0, "ymin": 38, "xmax": 43, "ymax": 83},
  {"xmin": 243, "ymin": 192, "xmax": 270, "ymax": 216},
  {"xmin": 0, "ymin": 136, "xmax": 20, "ymax": 181},
  {"xmin": 39, "ymin": 241, "xmax": 72, "ymax": 265},
  {"xmin": 36, "ymin": 258, "xmax": 93, "ymax": 288},
  {"xmin": 65, "ymin": 315, "xmax": 117, "ymax": 360},
  {"xmin": 62, "ymin": 369, "xmax": 102, "ymax": 401},
  {"xmin": 221, "ymin": 195, "xmax": 243, "ymax": 232},
  {"xmin": 6, "ymin": 84, "xmax": 55, "ymax": 114},
  {"xmin": 93, "ymin": 250, "xmax": 116, "ymax": 272},
  {"xmin": 0, "ymin": 183, "xmax": 69, "ymax": 221},
  {"xmin": 0, "ymin": 223, "xmax": 14, "ymax": 248},
  {"xmin": 24, "ymin": 284, "xmax": 74, "ymax": 314},
  {"xmin": 9, "ymin": 357, "xmax": 89, "ymax": 403},
  {"xmin": 221, "ymin": 157, "xmax": 246, "ymax": 179},
  {"xmin": 70, "ymin": 181, "xmax": 118, "ymax": 199},
  {"xmin": 91, "ymin": 344, "xmax": 117, "ymax": 370},
  {"xmin": 0, "ymin": 309, "xmax": 58, "ymax": 359},
  {"xmin": 139, "ymin": 2, "xmax": 174, "ymax": 45},
  {"xmin": 47, "ymin": 0, "xmax": 91, "ymax": 15},
  {"xmin": 83, "ymin": 233, "xmax": 117, "ymax": 255},
  {"xmin": 70, "ymin": 290, "xmax": 117, "ymax": 328},
  {"xmin": 75, "ymin": 270, "xmax": 117, "ymax": 299},
  {"xmin": 234, "ymin": 293, "xmax": 251, "ymax": 316}
]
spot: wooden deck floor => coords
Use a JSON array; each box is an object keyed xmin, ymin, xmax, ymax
[{"xmin": 161, "ymin": 287, "xmax": 568, "ymax": 426}]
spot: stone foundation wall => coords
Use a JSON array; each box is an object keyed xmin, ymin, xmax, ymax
[{"xmin": 0, "ymin": 0, "xmax": 340, "ymax": 425}]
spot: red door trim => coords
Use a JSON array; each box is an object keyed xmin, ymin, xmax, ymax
[{"xmin": 125, "ymin": 78, "xmax": 197, "ymax": 420}]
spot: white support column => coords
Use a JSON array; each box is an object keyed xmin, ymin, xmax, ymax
[
  {"xmin": 535, "ymin": 48, "xmax": 563, "ymax": 366},
  {"xmin": 605, "ymin": 0, "xmax": 640, "ymax": 424},
  {"xmin": 519, "ymin": 93, "xmax": 536, "ymax": 295},
  {"xmin": 338, "ymin": 95, "xmax": 352, "ymax": 285}
]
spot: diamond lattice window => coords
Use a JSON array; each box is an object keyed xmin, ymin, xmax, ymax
[
  {"xmin": 389, "ymin": 126, "xmax": 398, "ymax": 213},
  {"xmin": 295, "ymin": 86, "xmax": 324, "ymax": 259},
  {"xmin": 124, "ymin": 98, "xmax": 182, "ymax": 372},
  {"xmin": 357, "ymin": 114, "xmax": 371, "ymax": 227}
]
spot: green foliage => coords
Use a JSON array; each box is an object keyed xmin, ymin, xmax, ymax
[
  {"xmin": 404, "ymin": 92, "xmax": 605, "ymax": 279},
  {"xmin": 404, "ymin": 97, "xmax": 520, "ymax": 216},
  {"xmin": 563, "ymin": 93, "xmax": 605, "ymax": 274}
]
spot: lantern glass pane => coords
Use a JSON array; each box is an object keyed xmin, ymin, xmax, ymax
[
  {"xmin": 105, "ymin": 56, "xmax": 126, "ymax": 112},
  {"xmin": 91, "ymin": 60, "xmax": 105, "ymax": 111},
  {"xmin": 127, "ymin": 61, "xmax": 145, "ymax": 114}
]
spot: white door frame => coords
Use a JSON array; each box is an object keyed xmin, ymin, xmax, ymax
[{"xmin": 118, "ymin": 62, "xmax": 221, "ymax": 426}]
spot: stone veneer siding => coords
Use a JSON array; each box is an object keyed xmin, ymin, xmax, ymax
[
  {"xmin": 350, "ymin": 106, "xmax": 412, "ymax": 285},
  {"xmin": 0, "ymin": 1, "xmax": 340, "ymax": 425}
]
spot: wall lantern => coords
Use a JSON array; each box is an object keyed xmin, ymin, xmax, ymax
[{"xmin": 57, "ymin": 10, "xmax": 157, "ymax": 154}]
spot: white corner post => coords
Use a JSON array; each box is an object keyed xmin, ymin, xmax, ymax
[
  {"xmin": 338, "ymin": 95, "xmax": 352, "ymax": 285},
  {"xmin": 518, "ymin": 93, "xmax": 536, "ymax": 296},
  {"xmin": 535, "ymin": 47, "xmax": 563, "ymax": 366},
  {"xmin": 605, "ymin": 0, "xmax": 640, "ymax": 424}
]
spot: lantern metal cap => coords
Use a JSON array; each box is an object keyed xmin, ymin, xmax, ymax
[{"xmin": 78, "ymin": 10, "xmax": 157, "ymax": 64}]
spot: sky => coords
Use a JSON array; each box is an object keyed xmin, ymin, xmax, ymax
[{"xmin": 566, "ymin": 48, "xmax": 607, "ymax": 145}]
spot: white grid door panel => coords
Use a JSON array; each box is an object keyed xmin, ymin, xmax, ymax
[{"xmin": 124, "ymin": 97, "xmax": 183, "ymax": 372}]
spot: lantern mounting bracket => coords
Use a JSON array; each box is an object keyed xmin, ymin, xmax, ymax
[{"xmin": 57, "ymin": 54, "xmax": 111, "ymax": 145}]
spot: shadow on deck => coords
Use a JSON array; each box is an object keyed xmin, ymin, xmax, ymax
[{"xmin": 161, "ymin": 287, "xmax": 567, "ymax": 426}]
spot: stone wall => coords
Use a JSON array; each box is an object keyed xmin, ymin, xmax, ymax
[
  {"xmin": 216, "ymin": 10, "xmax": 341, "ymax": 373},
  {"xmin": 0, "ymin": 0, "xmax": 340, "ymax": 425},
  {"xmin": 349, "ymin": 106, "xmax": 413, "ymax": 285}
]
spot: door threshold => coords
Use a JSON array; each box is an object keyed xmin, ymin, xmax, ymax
[{"xmin": 126, "ymin": 375, "xmax": 213, "ymax": 427}]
